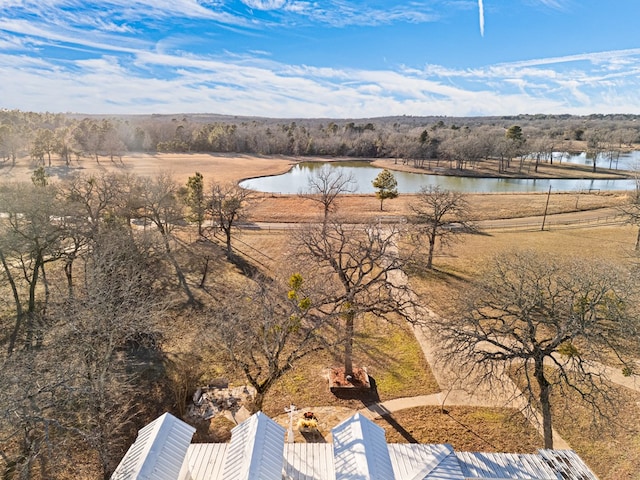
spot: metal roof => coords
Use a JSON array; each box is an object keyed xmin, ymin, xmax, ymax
[
  {"xmin": 331, "ymin": 412, "xmax": 395, "ymax": 480},
  {"xmin": 111, "ymin": 412, "xmax": 195, "ymax": 480},
  {"xmin": 456, "ymin": 451, "xmax": 558, "ymax": 479},
  {"xmin": 537, "ymin": 450, "xmax": 599, "ymax": 480},
  {"xmin": 283, "ymin": 444, "xmax": 336, "ymax": 480},
  {"xmin": 388, "ymin": 444, "xmax": 464, "ymax": 480},
  {"xmin": 115, "ymin": 412, "xmax": 600, "ymax": 480},
  {"xmin": 221, "ymin": 410, "xmax": 286, "ymax": 480},
  {"xmin": 178, "ymin": 444, "xmax": 227, "ymax": 480}
]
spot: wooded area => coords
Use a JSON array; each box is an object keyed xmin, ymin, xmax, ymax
[
  {"xmin": 0, "ymin": 166, "xmax": 424, "ymax": 478},
  {"xmin": 2, "ymin": 110, "xmax": 640, "ymax": 173}
]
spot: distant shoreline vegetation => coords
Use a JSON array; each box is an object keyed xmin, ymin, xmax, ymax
[{"xmin": 2, "ymin": 110, "xmax": 639, "ymax": 173}]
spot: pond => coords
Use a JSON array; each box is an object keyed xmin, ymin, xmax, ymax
[
  {"xmin": 559, "ymin": 150, "xmax": 640, "ymax": 171},
  {"xmin": 239, "ymin": 161, "xmax": 637, "ymax": 194}
]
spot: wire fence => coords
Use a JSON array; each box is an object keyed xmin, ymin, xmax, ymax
[{"xmin": 481, "ymin": 214, "xmax": 625, "ymax": 231}]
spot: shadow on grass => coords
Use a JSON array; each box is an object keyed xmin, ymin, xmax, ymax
[
  {"xmin": 366, "ymin": 378, "xmax": 419, "ymax": 443},
  {"xmin": 228, "ymin": 252, "xmax": 261, "ymax": 277},
  {"xmin": 441, "ymin": 409, "xmax": 499, "ymax": 450},
  {"xmin": 332, "ymin": 376, "xmax": 419, "ymax": 444}
]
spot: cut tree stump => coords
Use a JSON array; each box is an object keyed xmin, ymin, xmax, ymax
[{"xmin": 328, "ymin": 366, "xmax": 371, "ymax": 393}]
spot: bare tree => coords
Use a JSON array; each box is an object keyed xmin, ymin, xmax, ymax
[
  {"xmin": 295, "ymin": 220, "xmax": 417, "ymax": 376},
  {"xmin": 207, "ymin": 182, "xmax": 249, "ymax": 259},
  {"xmin": 209, "ymin": 273, "xmax": 328, "ymax": 411},
  {"xmin": 0, "ymin": 220, "xmax": 167, "ymax": 480},
  {"xmin": 0, "ymin": 350, "xmax": 75, "ymax": 479},
  {"xmin": 429, "ymin": 250, "xmax": 640, "ymax": 449},
  {"xmin": 299, "ymin": 164, "xmax": 357, "ymax": 224},
  {"xmin": 586, "ymin": 131, "xmax": 605, "ymax": 173},
  {"xmin": 619, "ymin": 175, "xmax": 640, "ymax": 250},
  {"xmin": 138, "ymin": 172, "xmax": 195, "ymax": 304},
  {"xmin": 410, "ymin": 185, "xmax": 474, "ymax": 269},
  {"xmin": 64, "ymin": 172, "xmax": 129, "ymax": 293},
  {"xmin": 58, "ymin": 225, "xmax": 164, "ymax": 479},
  {"xmin": 0, "ymin": 182, "xmax": 68, "ymax": 354}
]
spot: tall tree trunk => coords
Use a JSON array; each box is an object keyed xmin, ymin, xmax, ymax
[
  {"xmin": 65, "ymin": 257, "xmax": 74, "ymax": 298},
  {"xmin": 161, "ymin": 232, "xmax": 196, "ymax": 304},
  {"xmin": 253, "ymin": 390, "xmax": 266, "ymax": 413},
  {"xmin": 635, "ymin": 227, "xmax": 640, "ymax": 251},
  {"xmin": 427, "ymin": 227, "xmax": 437, "ymax": 269},
  {"xmin": 225, "ymin": 229, "xmax": 233, "ymax": 259},
  {"xmin": 535, "ymin": 359, "xmax": 554, "ymax": 449},
  {"xmin": 1, "ymin": 249, "xmax": 23, "ymax": 356},
  {"xmin": 344, "ymin": 310, "xmax": 355, "ymax": 376},
  {"xmin": 199, "ymin": 256, "xmax": 210, "ymax": 288},
  {"xmin": 25, "ymin": 254, "xmax": 43, "ymax": 349}
]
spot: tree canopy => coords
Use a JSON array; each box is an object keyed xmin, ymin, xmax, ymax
[
  {"xmin": 372, "ymin": 169, "xmax": 398, "ymax": 211},
  {"xmin": 429, "ymin": 250, "xmax": 640, "ymax": 449}
]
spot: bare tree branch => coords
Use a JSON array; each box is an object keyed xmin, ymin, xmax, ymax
[{"xmin": 428, "ymin": 249, "xmax": 640, "ymax": 448}]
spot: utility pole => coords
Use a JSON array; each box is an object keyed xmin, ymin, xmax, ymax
[{"xmin": 541, "ymin": 185, "xmax": 552, "ymax": 231}]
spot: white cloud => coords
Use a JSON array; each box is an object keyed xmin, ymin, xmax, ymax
[
  {"xmin": 1, "ymin": 40, "xmax": 639, "ymax": 118},
  {"xmin": 533, "ymin": 0, "xmax": 568, "ymax": 10},
  {"xmin": 241, "ymin": 0, "xmax": 287, "ymax": 10},
  {"xmin": 0, "ymin": 18, "xmax": 148, "ymax": 53},
  {"xmin": 274, "ymin": 1, "xmax": 439, "ymax": 27},
  {"xmin": 1, "ymin": 1, "xmax": 640, "ymax": 117},
  {"xmin": 0, "ymin": 0, "xmax": 251, "ymax": 29},
  {"xmin": 498, "ymin": 48, "xmax": 640, "ymax": 69},
  {"xmin": 1, "ymin": 0, "xmax": 441, "ymax": 31}
]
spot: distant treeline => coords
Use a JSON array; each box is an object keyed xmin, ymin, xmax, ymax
[{"xmin": 2, "ymin": 110, "xmax": 640, "ymax": 171}]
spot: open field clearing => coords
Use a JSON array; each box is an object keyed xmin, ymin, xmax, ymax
[
  {"xmin": 245, "ymin": 190, "xmax": 629, "ymax": 223},
  {"xmin": 0, "ymin": 153, "xmax": 297, "ymax": 185},
  {"xmin": 0, "ymin": 153, "xmax": 633, "ymax": 224},
  {"xmin": 404, "ymin": 224, "xmax": 639, "ymax": 480}
]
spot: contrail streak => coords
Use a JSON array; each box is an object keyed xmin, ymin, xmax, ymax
[{"xmin": 478, "ymin": 0, "xmax": 485, "ymax": 36}]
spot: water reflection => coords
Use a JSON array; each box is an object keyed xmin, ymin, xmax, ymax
[
  {"xmin": 239, "ymin": 161, "xmax": 637, "ymax": 194},
  {"xmin": 559, "ymin": 151, "xmax": 640, "ymax": 171}
]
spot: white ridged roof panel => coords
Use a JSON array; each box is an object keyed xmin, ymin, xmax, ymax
[
  {"xmin": 387, "ymin": 444, "xmax": 463, "ymax": 480},
  {"xmin": 111, "ymin": 412, "xmax": 195, "ymax": 480},
  {"xmin": 332, "ymin": 413, "xmax": 395, "ymax": 480},
  {"xmin": 112, "ymin": 412, "xmax": 600, "ymax": 480},
  {"xmin": 221, "ymin": 410, "xmax": 285, "ymax": 480},
  {"xmin": 456, "ymin": 451, "xmax": 557, "ymax": 479},
  {"xmin": 283, "ymin": 444, "xmax": 336, "ymax": 480},
  {"xmin": 178, "ymin": 444, "xmax": 228, "ymax": 480}
]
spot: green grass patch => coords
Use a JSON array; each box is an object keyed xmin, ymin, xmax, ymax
[
  {"xmin": 262, "ymin": 316, "xmax": 439, "ymax": 417},
  {"xmin": 356, "ymin": 318, "xmax": 439, "ymax": 399}
]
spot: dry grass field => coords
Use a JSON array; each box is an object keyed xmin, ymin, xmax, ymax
[
  {"xmin": 404, "ymin": 224, "xmax": 639, "ymax": 480},
  {"xmin": 231, "ymin": 222, "xmax": 640, "ymax": 479},
  {"xmin": 222, "ymin": 217, "xmax": 640, "ymax": 477},
  {"xmin": 377, "ymin": 406, "xmax": 543, "ymax": 453},
  {"xmin": 0, "ymin": 153, "xmax": 633, "ymax": 225}
]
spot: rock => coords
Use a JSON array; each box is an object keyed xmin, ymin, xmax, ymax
[
  {"xmin": 193, "ymin": 388, "xmax": 202, "ymax": 404},
  {"xmin": 233, "ymin": 406, "xmax": 251, "ymax": 423}
]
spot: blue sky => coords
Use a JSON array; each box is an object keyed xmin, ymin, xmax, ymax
[{"xmin": 1, "ymin": 0, "xmax": 640, "ymax": 117}]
